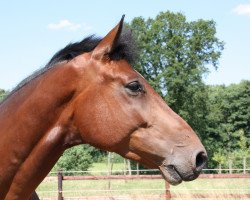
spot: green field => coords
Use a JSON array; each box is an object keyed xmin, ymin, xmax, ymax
[
  {"xmin": 37, "ymin": 178, "xmax": 250, "ymax": 199},
  {"xmin": 37, "ymin": 163, "xmax": 250, "ymax": 199}
]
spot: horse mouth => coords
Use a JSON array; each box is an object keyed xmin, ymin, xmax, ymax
[
  {"xmin": 159, "ymin": 164, "xmax": 200, "ymax": 185},
  {"xmin": 159, "ymin": 165, "xmax": 183, "ymax": 185}
]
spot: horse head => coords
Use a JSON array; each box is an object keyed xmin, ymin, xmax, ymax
[{"xmin": 72, "ymin": 16, "xmax": 207, "ymax": 185}]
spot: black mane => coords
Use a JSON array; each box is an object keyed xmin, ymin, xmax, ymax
[
  {"xmin": 47, "ymin": 35, "xmax": 102, "ymax": 68},
  {"xmin": 48, "ymin": 29, "xmax": 137, "ymax": 67},
  {"xmin": 1, "ymin": 28, "xmax": 137, "ymax": 104}
]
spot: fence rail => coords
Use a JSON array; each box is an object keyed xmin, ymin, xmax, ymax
[
  {"xmin": 51, "ymin": 172, "xmax": 250, "ymax": 200},
  {"xmin": 46, "ymin": 168, "xmax": 250, "ymax": 178}
]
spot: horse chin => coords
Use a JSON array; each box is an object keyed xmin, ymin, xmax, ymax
[
  {"xmin": 159, "ymin": 163, "xmax": 201, "ymax": 185},
  {"xmin": 159, "ymin": 165, "xmax": 183, "ymax": 185}
]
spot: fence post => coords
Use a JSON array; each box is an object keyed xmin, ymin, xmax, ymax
[
  {"xmin": 165, "ymin": 181, "xmax": 171, "ymax": 200},
  {"xmin": 58, "ymin": 170, "xmax": 63, "ymax": 200},
  {"xmin": 243, "ymin": 157, "xmax": 246, "ymax": 174}
]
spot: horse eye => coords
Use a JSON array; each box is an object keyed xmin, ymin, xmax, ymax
[{"xmin": 125, "ymin": 81, "xmax": 143, "ymax": 94}]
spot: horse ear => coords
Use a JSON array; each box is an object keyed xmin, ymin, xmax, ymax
[{"xmin": 91, "ymin": 15, "xmax": 125, "ymax": 61}]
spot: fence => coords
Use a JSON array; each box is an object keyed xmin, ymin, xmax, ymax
[{"xmin": 37, "ymin": 171, "xmax": 250, "ymax": 200}]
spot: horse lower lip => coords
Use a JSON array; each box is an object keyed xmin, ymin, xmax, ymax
[{"xmin": 159, "ymin": 165, "xmax": 182, "ymax": 185}]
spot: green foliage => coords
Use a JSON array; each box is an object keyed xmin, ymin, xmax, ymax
[
  {"xmin": 205, "ymin": 81, "xmax": 250, "ymax": 168},
  {"xmin": 106, "ymin": 153, "xmax": 124, "ymax": 163},
  {"xmin": 128, "ymin": 11, "xmax": 224, "ymax": 138},
  {"xmin": 53, "ymin": 145, "xmax": 94, "ymax": 173},
  {"xmin": 238, "ymin": 129, "xmax": 249, "ymax": 155},
  {"xmin": 88, "ymin": 146, "xmax": 107, "ymax": 162},
  {"xmin": 0, "ymin": 89, "xmax": 7, "ymax": 102},
  {"xmin": 212, "ymin": 150, "xmax": 226, "ymax": 166},
  {"xmin": 206, "ymin": 81, "xmax": 250, "ymax": 149}
]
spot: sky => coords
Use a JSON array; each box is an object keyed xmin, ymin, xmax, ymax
[{"xmin": 0, "ymin": 0, "xmax": 250, "ymax": 90}]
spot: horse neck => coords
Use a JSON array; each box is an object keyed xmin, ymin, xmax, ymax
[
  {"xmin": 0, "ymin": 62, "xmax": 84, "ymax": 199},
  {"xmin": 0, "ymin": 62, "xmax": 81, "ymax": 145}
]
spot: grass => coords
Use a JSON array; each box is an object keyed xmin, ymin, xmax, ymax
[
  {"xmin": 37, "ymin": 178, "xmax": 250, "ymax": 197},
  {"xmin": 37, "ymin": 179, "xmax": 165, "ymax": 197},
  {"xmin": 37, "ymin": 163, "xmax": 250, "ymax": 199}
]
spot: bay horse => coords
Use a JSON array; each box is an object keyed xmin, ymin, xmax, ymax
[{"xmin": 0, "ymin": 16, "xmax": 207, "ymax": 200}]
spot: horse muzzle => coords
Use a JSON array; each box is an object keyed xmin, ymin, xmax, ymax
[{"xmin": 159, "ymin": 150, "xmax": 208, "ymax": 185}]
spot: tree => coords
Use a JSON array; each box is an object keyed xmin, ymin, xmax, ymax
[
  {"xmin": 225, "ymin": 81, "xmax": 250, "ymax": 144},
  {"xmin": 212, "ymin": 150, "xmax": 226, "ymax": 173},
  {"xmin": 128, "ymin": 11, "xmax": 224, "ymax": 138},
  {"xmin": 205, "ymin": 85, "xmax": 228, "ymax": 161},
  {"xmin": 237, "ymin": 129, "xmax": 249, "ymax": 173},
  {"xmin": 205, "ymin": 81, "xmax": 250, "ymax": 168},
  {"xmin": 53, "ymin": 145, "xmax": 94, "ymax": 174}
]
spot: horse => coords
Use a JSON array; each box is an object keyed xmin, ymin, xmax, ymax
[{"xmin": 0, "ymin": 16, "xmax": 207, "ymax": 200}]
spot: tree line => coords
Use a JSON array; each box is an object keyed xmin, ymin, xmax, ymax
[{"xmin": 0, "ymin": 11, "xmax": 249, "ymax": 171}]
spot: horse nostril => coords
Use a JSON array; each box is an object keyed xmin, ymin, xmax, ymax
[{"xmin": 195, "ymin": 151, "xmax": 207, "ymax": 173}]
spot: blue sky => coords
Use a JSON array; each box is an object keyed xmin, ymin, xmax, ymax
[{"xmin": 0, "ymin": 0, "xmax": 250, "ymax": 90}]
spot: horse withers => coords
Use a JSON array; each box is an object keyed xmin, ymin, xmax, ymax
[{"xmin": 0, "ymin": 16, "xmax": 207, "ymax": 199}]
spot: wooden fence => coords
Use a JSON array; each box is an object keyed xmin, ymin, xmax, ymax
[{"xmin": 54, "ymin": 173, "xmax": 250, "ymax": 200}]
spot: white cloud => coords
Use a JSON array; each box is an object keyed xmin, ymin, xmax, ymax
[
  {"xmin": 48, "ymin": 19, "xmax": 92, "ymax": 31},
  {"xmin": 233, "ymin": 4, "xmax": 250, "ymax": 15}
]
